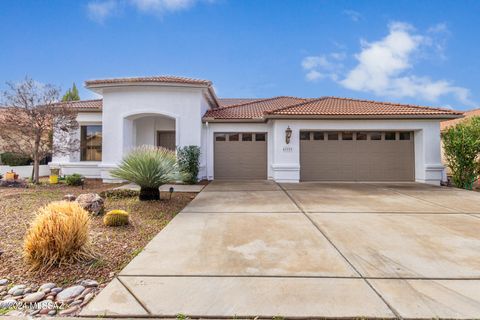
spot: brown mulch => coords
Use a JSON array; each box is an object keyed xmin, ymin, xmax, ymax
[{"xmin": 0, "ymin": 179, "xmax": 196, "ymax": 287}]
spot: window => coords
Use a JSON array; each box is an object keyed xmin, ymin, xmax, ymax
[
  {"xmin": 313, "ymin": 132, "xmax": 324, "ymax": 140},
  {"xmin": 356, "ymin": 132, "xmax": 367, "ymax": 140},
  {"xmin": 242, "ymin": 133, "xmax": 253, "ymax": 141},
  {"xmin": 80, "ymin": 125, "xmax": 102, "ymax": 161},
  {"xmin": 300, "ymin": 131, "xmax": 311, "ymax": 140},
  {"xmin": 215, "ymin": 134, "xmax": 226, "ymax": 141},
  {"xmin": 327, "ymin": 132, "xmax": 339, "ymax": 140},
  {"xmin": 370, "ymin": 132, "xmax": 382, "ymax": 140},
  {"xmin": 385, "ymin": 132, "xmax": 396, "ymax": 140},
  {"xmin": 399, "ymin": 132, "xmax": 411, "ymax": 140},
  {"xmin": 228, "ymin": 133, "xmax": 239, "ymax": 141},
  {"xmin": 341, "ymin": 132, "xmax": 353, "ymax": 140},
  {"xmin": 255, "ymin": 133, "xmax": 266, "ymax": 141}
]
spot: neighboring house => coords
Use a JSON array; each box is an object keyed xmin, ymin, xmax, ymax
[{"xmin": 50, "ymin": 76, "xmax": 463, "ymax": 185}]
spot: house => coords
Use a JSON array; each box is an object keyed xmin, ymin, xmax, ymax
[{"xmin": 50, "ymin": 75, "xmax": 463, "ymax": 185}]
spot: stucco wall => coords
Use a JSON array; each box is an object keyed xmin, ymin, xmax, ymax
[{"xmin": 100, "ymin": 86, "xmax": 208, "ymax": 181}]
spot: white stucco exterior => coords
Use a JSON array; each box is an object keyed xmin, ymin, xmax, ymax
[{"xmin": 51, "ymin": 79, "xmax": 452, "ymax": 185}]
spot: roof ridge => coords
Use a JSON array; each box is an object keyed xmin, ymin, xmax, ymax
[
  {"xmin": 264, "ymin": 97, "xmax": 326, "ymax": 115},
  {"xmin": 213, "ymin": 96, "xmax": 297, "ymax": 111},
  {"xmin": 85, "ymin": 75, "xmax": 212, "ymax": 86},
  {"xmin": 324, "ymin": 96, "xmax": 463, "ymax": 114}
]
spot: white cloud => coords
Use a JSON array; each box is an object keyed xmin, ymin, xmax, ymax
[
  {"xmin": 302, "ymin": 22, "xmax": 476, "ymax": 107},
  {"xmin": 301, "ymin": 53, "xmax": 345, "ymax": 82},
  {"xmin": 87, "ymin": 0, "xmax": 119, "ymax": 23},
  {"xmin": 87, "ymin": 0, "xmax": 212, "ymax": 22},
  {"xmin": 343, "ymin": 10, "xmax": 362, "ymax": 22}
]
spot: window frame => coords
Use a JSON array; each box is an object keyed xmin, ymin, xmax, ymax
[{"xmin": 80, "ymin": 125, "xmax": 102, "ymax": 162}]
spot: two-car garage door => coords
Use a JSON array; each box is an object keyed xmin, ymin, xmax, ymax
[
  {"xmin": 300, "ymin": 131, "xmax": 415, "ymax": 181},
  {"xmin": 214, "ymin": 132, "xmax": 267, "ymax": 179}
]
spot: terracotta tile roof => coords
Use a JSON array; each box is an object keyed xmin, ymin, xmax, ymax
[
  {"xmin": 268, "ymin": 97, "xmax": 463, "ymax": 117},
  {"xmin": 204, "ymin": 96, "xmax": 308, "ymax": 120},
  {"xmin": 54, "ymin": 99, "xmax": 103, "ymax": 111},
  {"xmin": 85, "ymin": 76, "xmax": 212, "ymax": 87},
  {"xmin": 204, "ymin": 96, "xmax": 463, "ymax": 121},
  {"xmin": 441, "ymin": 108, "xmax": 480, "ymax": 130},
  {"xmin": 218, "ymin": 98, "xmax": 263, "ymax": 107}
]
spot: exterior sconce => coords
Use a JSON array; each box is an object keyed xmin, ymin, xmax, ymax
[{"xmin": 285, "ymin": 126, "xmax": 292, "ymax": 144}]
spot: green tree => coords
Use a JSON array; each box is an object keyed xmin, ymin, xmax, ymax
[
  {"xmin": 62, "ymin": 83, "xmax": 80, "ymax": 101},
  {"xmin": 441, "ymin": 116, "xmax": 480, "ymax": 189}
]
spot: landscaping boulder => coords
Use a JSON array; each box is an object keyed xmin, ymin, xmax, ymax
[
  {"xmin": 63, "ymin": 194, "xmax": 76, "ymax": 202},
  {"xmin": 75, "ymin": 193, "xmax": 104, "ymax": 215}
]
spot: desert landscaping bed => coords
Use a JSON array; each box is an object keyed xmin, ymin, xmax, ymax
[{"xmin": 0, "ymin": 178, "xmax": 196, "ymax": 316}]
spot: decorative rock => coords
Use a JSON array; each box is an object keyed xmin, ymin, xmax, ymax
[
  {"xmin": 76, "ymin": 193, "xmax": 104, "ymax": 215},
  {"xmin": 80, "ymin": 279, "xmax": 98, "ymax": 288},
  {"xmin": 51, "ymin": 287, "xmax": 63, "ymax": 294},
  {"xmin": 24, "ymin": 287, "xmax": 32, "ymax": 294},
  {"xmin": 8, "ymin": 284, "xmax": 25, "ymax": 295},
  {"xmin": 59, "ymin": 306, "xmax": 80, "ymax": 316},
  {"xmin": 36, "ymin": 299, "xmax": 54, "ymax": 309},
  {"xmin": 63, "ymin": 194, "xmax": 76, "ymax": 201},
  {"xmin": 81, "ymin": 292, "xmax": 94, "ymax": 306},
  {"xmin": 23, "ymin": 291, "xmax": 45, "ymax": 303},
  {"xmin": 46, "ymin": 295, "xmax": 55, "ymax": 300},
  {"xmin": 69, "ymin": 300, "xmax": 82, "ymax": 306},
  {"xmin": 0, "ymin": 299, "xmax": 16, "ymax": 308},
  {"xmin": 39, "ymin": 308, "xmax": 50, "ymax": 315},
  {"xmin": 56, "ymin": 285, "xmax": 85, "ymax": 302},
  {"xmin": 48, "ymin": 309, "xmax": 57, "ymax": 316},
  {"xmin": 39, "ymin": 282, "xmax": 56, "ymax": 292},
  {"xmin": 0, "ymin": 285, "xmax": 7, "ymax": 292},
  {"xmin": 78, "ymin": 287, "xmax": 93, "ymax": 299},
  {"xmin": 29, "ymin": 309, "xmax": 40, "ymax": 316},
  {"xmin": 0, "ymin": 279, "xmax": 8, "ymax": 286},
  {"xmin": 12, "ymin": 289, "xmax": 24, "ymax": 296}
]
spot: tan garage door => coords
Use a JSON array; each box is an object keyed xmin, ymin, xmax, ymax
[
  {"xmin": 300, "ymin": 131, "xmax": 414, "ymax": 181},
  {"xmin": 214, "ymin": 132, "xmax": 267, "ymax": 179}
]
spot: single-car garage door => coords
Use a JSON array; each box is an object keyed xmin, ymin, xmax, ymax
[
  {"xmin": 300, "ymin": 131, "xmax": 414, "ymax": 181},
  {"xmin": 214, "ymin": 132, "xmax": 267, "ymax": 179}
]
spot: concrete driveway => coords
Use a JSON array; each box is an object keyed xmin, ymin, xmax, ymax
[{"xmin": 81, "ymin": 181, "xmax": 480, "ymax": 319}]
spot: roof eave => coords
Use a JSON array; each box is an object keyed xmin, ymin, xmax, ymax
[
  {"xmin": 264, "ymin": 114, "xmax": 464, "ymax": 120},
  {"xmin": 85, "ymin": 81, "xmax": 211, "ymax": 94},
  {"xmin": 202, "ymin": 117, "xmax": 266, "ymax": 123}
]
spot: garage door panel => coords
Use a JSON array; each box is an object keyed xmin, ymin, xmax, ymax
[
  {"xmin": 300, "ymin": 132, "xmax": 414, "ymax": 181},
  {"xmin": 214, "ymin": 134, "xmax": 267, "ymax": 180}
]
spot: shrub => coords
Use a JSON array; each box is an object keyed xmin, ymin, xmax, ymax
[
  {"xmin": 0, "ymin": 152, "xmax": 32, "ymax": 166},
  {"xmin": 103, "ymin": 210, "xmax": 129, "ymax": 226},
  {"xmin": 442, "ymin": 116, "xmax": 480, "ymax": 189},
  {"xmin": 99, "ymin": 189, "xmax": 140, "ymax": 199},
  {"xmin": 23, "ymin": 201, "xmax": 95, "ymax": 270},
  {"xmin": 110, "ymin": 146, "xmax": 182, "ymax": 201},
  {"xmin": 177, "ymin": 145, "xmax": 200, "ymax": 184},
  {"xmin": 65, "ymin": 173, "xmax": 84, "ymax": 186}
]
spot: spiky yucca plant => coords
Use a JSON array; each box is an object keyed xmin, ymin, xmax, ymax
[
  {"xmin": 104, "ymin": 209, "xmax": 129, "ymax": 226},
  {"xmin": 110, "ymin": 146, "xmax": 181, "ymax": 200},
  {"xmin": 23, "ymin": 201, "xmax": 95, "ymax": 271}
]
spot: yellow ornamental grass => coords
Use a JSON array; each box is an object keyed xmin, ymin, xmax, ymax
[{"xmin": 23, "ymin": 201, "xmax": 96, "ymax": 271}]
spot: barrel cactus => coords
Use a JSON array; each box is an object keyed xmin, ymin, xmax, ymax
[{"xmin": 103, "ymin": 210, "xmax": 129, "ymax": 227}]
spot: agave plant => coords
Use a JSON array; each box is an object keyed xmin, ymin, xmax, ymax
[{"xmin": 111, "ymin": 146, "xmax": 181, "ymax": 200}]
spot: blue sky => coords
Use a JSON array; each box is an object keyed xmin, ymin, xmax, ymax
[{"xmin": 0, "ymin": 0, "xmax": 479, "ymax": 110}]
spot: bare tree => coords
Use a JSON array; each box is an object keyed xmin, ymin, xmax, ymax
[{"xmin": 0, "ymin": 77, "xmax": 78, "ymax": 183}]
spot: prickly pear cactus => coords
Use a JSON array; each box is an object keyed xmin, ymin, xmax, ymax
[{"xmin": 103, "ymin": 210, "xmax": 129, "ymax": 227}]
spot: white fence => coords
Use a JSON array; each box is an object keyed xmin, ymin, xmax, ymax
[{"xmin": 0, "ymin": 165, "xmax": 50, "ymax": 179}]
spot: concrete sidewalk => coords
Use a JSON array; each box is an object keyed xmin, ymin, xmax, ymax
[{"xmin": 81, "ymin": 180, "xmax": 480, "ymax": 319}]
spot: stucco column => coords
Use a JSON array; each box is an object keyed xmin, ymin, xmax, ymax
[{"xmin": 271, "ymin": 120, "xmax": 301, "ymax": 182}]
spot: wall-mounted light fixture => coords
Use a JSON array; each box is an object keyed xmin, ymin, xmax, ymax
[{"xmin": 285, "ymin": 126, "xmax": 292, "ymax": 144}]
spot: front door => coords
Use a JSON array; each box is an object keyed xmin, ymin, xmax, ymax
[{"xmin": 157, "ymin": 131, "xmax": 176, "ymax": 151}]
